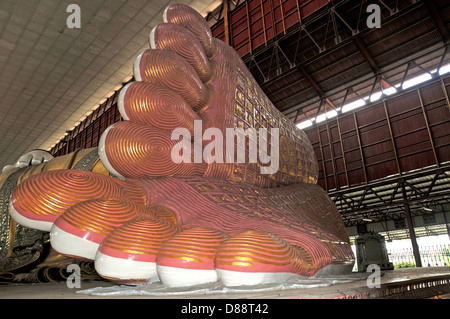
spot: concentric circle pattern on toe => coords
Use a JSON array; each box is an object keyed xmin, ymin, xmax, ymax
[
  {"xmin": 214, "ymin": 231, "xmax": 314, "ymax": 286},
  {"xmin": 50, "ymin": 198, "xmax": 152, "ymax": 260},
  {"xmin": 214, "ymin": 230, "xmax": 307, "ymax": 277},
  {"xmin": 95, "ymin": 219, "xmax": 180, "ymax": 282},
  {"xmin": 156, "ymin": 227, "xmax": 228, "ymax": 287},
  {"xmin": 100, "ymin": 121, "xmax": 206, "ymax": 178},
  {"xmin": 10, "ymin": 170, "xmax": 124, "ymax": 231},
  {"xmin": 98, "ymin": 219, "xmax": 180, "ymax": 262},
  {"xmin": 119, "ymin": 81, "xmax": 199, "ymax": 132}
]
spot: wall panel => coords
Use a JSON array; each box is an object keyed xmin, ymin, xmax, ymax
[{"xmin": 305, "ymin": 76, "xmax": 450, "ymax": 190}]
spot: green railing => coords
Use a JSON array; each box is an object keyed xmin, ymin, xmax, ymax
[{"xmin": 387, "ymin": 244, "xmax": 450, "ymax": 268}]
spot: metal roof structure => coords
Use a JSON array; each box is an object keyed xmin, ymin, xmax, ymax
[
  {"xmin": 2, "ymin": 0, "xmax": 447, "ymax": 239},
  {"xmin": 207, "ymin": 0, "xmax": 450, "ymax": 238},
  {"xmin": 208, "ymin": 0, "xmax": 449, "ymax": 124}
]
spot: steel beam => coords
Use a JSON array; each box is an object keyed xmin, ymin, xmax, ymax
[
  {"xmin": 330, "ymin": 164, "xmax": 450, "ymax": 215},
  {"xmin": 316, "ymin": 124, "xmax": 328, "ymax": 192},
  {"xmin": 336, "ymin": 116, "xmax": 350, "ymax": 186},
  {"xmin": 353, "ymin": 37, "xmax": 379, "ymax": 74},
  {"xmin": 325, "ymin": 119, "xmax": 339, "ymax": 190},
  {"xmin": 284, "ymin": 43, "xmax": 449, "ymax": 121},
  {"xmin": 298, "ymin": 65, "xmax": 324, "ymax": 96},
  {"xmin": 424, "ymin": 0, "xmax": 449, "ymax": 44},
  {"xmin": 417, "ymin": 87, "xmax": 440, "ymax": 167},
  {"xmin": 353, "ymin": 111, "xmax": 368, "ymax": 183}
]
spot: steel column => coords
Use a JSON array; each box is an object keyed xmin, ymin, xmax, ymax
[
  {"xmin": 443, "ymin": 209, "xmax": 450, "ymax": 241},
  {"xmin": 260, "ymin": 0, "xmax": 267, "ymax": 45},
  {"xmin": 402, "ymin": 182, "xmax": 423, "ymax": 268},
  {"xmin": 295, "ymin": 0, "xmax": 302, "ymax": 24},
  {"xmin": 269, "ymin": 0, "xmax": 276, "ymax": 36},
  {"xmin": 279, "ymin": 0, "xmax": 286, "ymax": 35}
]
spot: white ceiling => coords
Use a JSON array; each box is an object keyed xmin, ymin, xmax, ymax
[{"xmin": 0, "ymin": 0, "xmax": 221, "ymax": 169}]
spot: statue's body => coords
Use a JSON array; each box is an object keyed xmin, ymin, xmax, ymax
[{"xmin": 1, "ymin": 4, "xmax": 354, "ymax": 287}]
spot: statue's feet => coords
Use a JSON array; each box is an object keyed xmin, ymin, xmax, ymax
[
  {"xmin": 10, "ymin": 170, "xmax": 354, "ymax": 286},
  {"xmin": 98, "ymin": 4, "xmax": 318, "ymax": 187},
  {"xmin": 8, "ymin": 4, "xmax": 354, "ymax": 287}
]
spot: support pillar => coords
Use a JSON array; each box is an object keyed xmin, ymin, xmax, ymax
[{"xmin": 402, "ymin": 182, "xmax": 422, "ymax": 267}]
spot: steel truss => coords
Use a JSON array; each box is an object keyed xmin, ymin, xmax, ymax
[
  {"xmin": 331, "ymin": 164, "xmax": 450, "ymax": 227},
  {"xmin": 209, "ymin": 0, "xmax": 449, "ymax": 125}
]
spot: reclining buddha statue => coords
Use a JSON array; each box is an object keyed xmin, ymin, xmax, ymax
[{"xmin": 0, "ymin": 4, "xmax": 354, "ymax": 287}]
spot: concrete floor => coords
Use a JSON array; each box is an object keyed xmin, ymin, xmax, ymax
[{"xmin": 1, "ymin": 267, "xmax": 449, "ymax": 299}]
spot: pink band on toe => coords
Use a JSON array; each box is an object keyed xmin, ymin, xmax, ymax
[
  {"xmin": 53, "ymin": 198, "xmax": 151, "ymax": 244},
  {"xmin": 214, "ymin": 230, "xmax": 307, "ymax": 275},
  {"xmin": 156, "ymin": 227, "xmax": 228, "ymax": 270},
  {"xmin": 98, "ymin": 219, "xmax": 180, "ymax": 262}
]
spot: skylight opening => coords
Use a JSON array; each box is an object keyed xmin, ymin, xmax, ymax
[
  {"xmin": 402, "ymin": 73, "xmax": 432, "ymax": 90},
  {"xmin": 297, "ymin": 119, "xmax": 313, "ymax": 130},
  {"xmin": 315, "ymin": 113, "xmax": 327, "ymax": 123},
  {"xmin": 315, "ymin": 109, "xmax": 340, "ymax": 123},
  {"xmin": 368, "ymin": 91, "xmax": 383, "ymax": 102},
  {"xmin": 439, "ymin": 63, "xmax": 450, "ymax": 75},
  {"xmin": 296, "ymin": 63, "xmax": 449, "ymax": 130},
  {"xmin": 342, "ymin": 99, "xmax": 366, "ymax": 113},
  {"xmin": 326, "ymin": 109, "xmax": 339, "ymax": 118},
  {"xmin": 382, "ymin": 86, "xmax": 397, "ymax": 95}
]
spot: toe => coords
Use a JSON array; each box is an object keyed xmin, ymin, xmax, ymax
[
  {"xmin": 214, "ymin": 230, "xmax": 308, "ymax": 286},
  {"xmin": 98, "ymin": 121, "xmax": 206, "ymax": 179},
  {"xmin": 150, "ymin": 23, "xmax": 212, "ymax": 82},
  {"xmin": 118, "ymin": 81, "xmax": 200, "ymax": 133},
  {"xmin": 10, "ymin": 170, "xmax": 125, "ymax": 231},
  {"xmin": 95, "ymin": 218, "xmax": 180, "ymax": 283},
  {"xmin": 133, "ymin": 49, "xmax": 209, "ymax": 111},
  {"xmin": 156, "ymin": 226, "xmax": 228, "ymax": 287},
  {"xmin": 163, "ymin": 4, "xmax": 217, "ymax": 58},
  {"xmin": 50, "ymin": 198, "xmax": 152, "ymax": 260}
]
